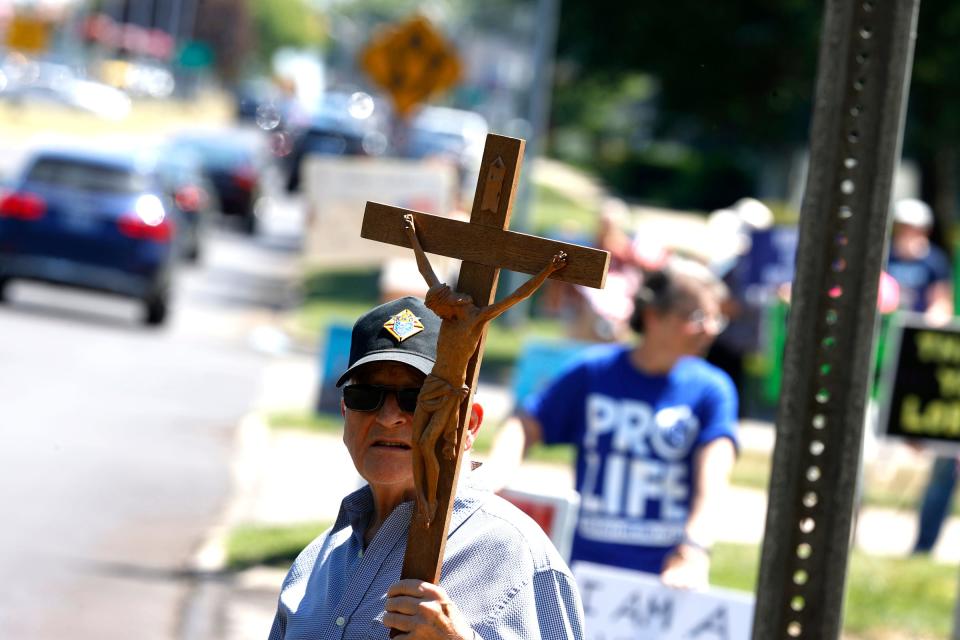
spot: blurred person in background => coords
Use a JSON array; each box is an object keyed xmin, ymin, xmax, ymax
[
  {"xmin": 887, "ymin": 198, "xmax": 952, "ymax": 323},
  {"xmin": 568, "ymin": 197, "xmax": 670, "ymax": 342},
  {"xmin": 886, "ymin": 198, "xmax": 960, "ymax": 555},
  {"xmin": 704, "ymin": 198, "xmax": 775, "ymax": 415},
  {"xmin": 269, "ymin": 297, "xmax": 585, "ymax": 640},
  {"xmin": 486, "ymin": 258, "xmax": 738, "ymax": 590}
]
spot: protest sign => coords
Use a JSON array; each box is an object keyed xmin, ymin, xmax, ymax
[
  {"xmin": 573, "ymin": 562, "xmax": 754, "ymax": 640},
  {"xmin": 879, "ymin": 313, "xmax": 960, "ymax": 452}
]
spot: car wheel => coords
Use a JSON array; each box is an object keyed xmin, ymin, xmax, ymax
[
  {"xmin": 241, "ymin": 214, "xmax": 257, "ymax": 235},
  {"xmin": 185, "ymin": 245, "xmax": 202, "ymax": 263},
  {"xmin": 143, "ymin": 295, "xmax": 169, "ymax": 326},
  {"xmin": 0, "ymin": 278, "xmax": 8, "ymax": 303}
]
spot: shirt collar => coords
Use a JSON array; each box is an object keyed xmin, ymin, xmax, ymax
[{"xmin": 331, "ymin": 464, "xmax": 489, "ymax": 542}]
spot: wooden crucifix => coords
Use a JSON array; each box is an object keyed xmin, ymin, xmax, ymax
[{"xmin": 360, "ymin": 133, "xmax": 609, "ymax": 585}]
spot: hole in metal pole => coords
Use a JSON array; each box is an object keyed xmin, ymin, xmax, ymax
[
  {"xmin": 812, "ymin": 414, "xmax": 826, "ymax": 429},
  {"xmin": 793, "ymin": 568, "xmax": 810, "ymax": 584},
  {"xmin": 810, "ymin": 440, "xmax": 825, "ymax": 456},
  {"xmin": 806, "ymin": 466, "xmax": 822, "ymax": 481},
  {"xmin": 788, "ymin": 621, "xmax": 803, "ymax": 637},
  {"xmin": 839, "ymin": 206, "xmax": 853, "ymax": 219},
  {"xmin": 797, "ymin": 543, "xmax": 813, "ymax": 559},
  {"xmin": 803, "ymin": 491, "xmax": 819, "ymax": 508},
  {"xmin": 841, "ymin": 179, "xmax": 855, "ymax": 194}
]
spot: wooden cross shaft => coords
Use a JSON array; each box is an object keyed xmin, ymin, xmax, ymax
[{"xmin": 360, "ymin": 134, "xmax": 608, "ymax": 588}]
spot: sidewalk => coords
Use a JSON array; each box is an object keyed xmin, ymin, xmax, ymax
[{"xmin": 193, "ymin": 350, "xmax": 960, "ymax": 640}]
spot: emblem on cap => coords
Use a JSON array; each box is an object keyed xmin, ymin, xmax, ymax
[{"xmin": 383, "ymin": 309, "xmax": 424, "ymax": 342}]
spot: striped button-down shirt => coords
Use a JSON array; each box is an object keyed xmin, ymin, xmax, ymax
[{"xmin": 268, "ymin": 474, "xmax": 585, "ymax": 640}]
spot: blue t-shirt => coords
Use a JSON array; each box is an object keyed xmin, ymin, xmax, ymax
[
  {"xmin": 523, "ymin": 344, "xmax": 739, "ymax": 574},
  {"xmin": 887, "ymin": 246, "xmax": 951, "ymax": 312}
]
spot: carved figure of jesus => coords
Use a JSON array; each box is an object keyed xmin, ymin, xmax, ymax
[{"xmin": 402, "ymin": 213, "xmax": 567, "ymax": 524}]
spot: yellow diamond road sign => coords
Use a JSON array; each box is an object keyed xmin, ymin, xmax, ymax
[{"xmin": 360, "ymin": 16, "xmax": 462, "ymax": 117}]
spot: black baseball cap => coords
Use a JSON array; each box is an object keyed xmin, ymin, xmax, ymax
[{"xmin": 335, "ymin": 296, "xmax": 440, "ymax": 387}]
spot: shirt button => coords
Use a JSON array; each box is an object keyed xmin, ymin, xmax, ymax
[
  {"xmin": 336, "ymin": 616, "xmax": 346, "ymax": 627},
  {"xmin": 358, "ymin": 549, "xmax": 364, "ymax": 558}
]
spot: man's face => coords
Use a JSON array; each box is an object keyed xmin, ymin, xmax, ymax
[
  {"xmin": 892, "ymin": 222, "xmax": 930, "ymax": 258},
  {"xmin": 341, "ymin": 362, "xmax": 425, "ymax": 495}
]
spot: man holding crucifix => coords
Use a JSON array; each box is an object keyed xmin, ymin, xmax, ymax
[
  {"xmin": 268, "ymin": 134, "xmax": 595, "ymax": 640},
  {"xmin": 267, "ymin": 296, "xmax": 585, "ymax": 640}
]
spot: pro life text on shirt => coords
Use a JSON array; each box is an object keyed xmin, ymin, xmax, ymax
[{"xmin": 577, "ymin": 393, "xmax": 700, "ymax": 545}]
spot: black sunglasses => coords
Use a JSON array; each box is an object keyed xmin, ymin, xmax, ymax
[{"xmin": 342, "ymin": 384, "xmax": 421, "ymax": 413}]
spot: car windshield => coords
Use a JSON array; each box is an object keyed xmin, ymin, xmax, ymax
[{"xmin": 26, "ymin": 157, "xmax": 146, "ymax": 194}]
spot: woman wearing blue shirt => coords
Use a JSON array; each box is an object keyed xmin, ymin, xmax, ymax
[{"xmin": 489, "ymin": 258, "xmax": 739, "ymax": 590}]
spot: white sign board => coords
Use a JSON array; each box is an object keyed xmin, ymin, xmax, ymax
[
  {"xmin": 302, "ymin": 156, "xmax": 456, "ymax": 267},
  {"xmin": 573, "ymin": 562, "xmax": 754, "ymax": 640}
]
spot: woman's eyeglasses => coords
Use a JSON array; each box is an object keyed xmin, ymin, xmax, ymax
[
  {"xmin": 342, "ymin": 384, "xmax": 421, "ymax": 413},
  {"xmin": 686, "ymin": 309, "xmax": 729, "ymax": 334}
]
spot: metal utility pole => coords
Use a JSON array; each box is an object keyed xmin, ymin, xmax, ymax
[{"xmin": 752, "ymin": 1, "xmax": 920, "ymax": 638}]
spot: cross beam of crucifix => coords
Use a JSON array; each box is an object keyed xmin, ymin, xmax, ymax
[{"xmin": 361, "ymin": 134, "xmax": 609, "ymax": 585}]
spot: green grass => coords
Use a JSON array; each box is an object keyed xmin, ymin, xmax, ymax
[
  {"xmin": 226, "ymin": 520, "xmax": 332, "ymax": 570},
  {"xmin": 287, "ymin": 266, "xmax": 382, "ymax": 343},
  {"xmin": 711, "ymin": 542, "xmax": 957, "ymax": 639},
  {"xmin": 531, "ymin": 183, "xmax": 598, "ymax": 237},
  {"xmin": 727, "ymin": 448, "xmax": 955, "ymax": 516},
  {"xmin": 225, "ymin": 515, "xmax": 956, "ymax": 638}
]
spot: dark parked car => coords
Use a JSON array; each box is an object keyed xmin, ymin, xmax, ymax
[
  {"xmin": 168, "ymin": 131, "xmax": 269, "ymax": 234},
  {"xmin": 284, "ymin": 91, "xmax": 389, "ymax": 192},
  {"xmin": 151, "ymin": 149, "xmax": 216, "ymax": 263},
  {"xmin": 0, "ymin": 148, "xmax": 176, "ymax": 325}
]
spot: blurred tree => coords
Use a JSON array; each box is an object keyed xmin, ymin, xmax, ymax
[
  {"xmin": 193, "ymin": 0, "xmax": 255, "ymax": 81},
  {"xmin": 559, "ymin": 0, "xmax": 819, "ymax": 150},
  {"xmin": 553, "ymin": 0, "xmax": 960, "ymax": 235},
  {"xmin": 552, "ymin": 0, "xmax": 820, "ymax": 203},
  {"xmin": 249, "ymin": 0, "xmax": 326, "ymax": 67}
]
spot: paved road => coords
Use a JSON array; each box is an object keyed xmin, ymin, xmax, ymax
[{"xmin": 0, "ymin": 194, "xmax": 303, "ymax": 640}]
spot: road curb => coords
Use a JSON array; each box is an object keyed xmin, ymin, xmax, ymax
[
  {"xmin": 192, "ymin": 412, "xmax": 271, "ymax": 573},
  {"xmin": 179, "ymin": 413, "xmax": 271, "ymax": 640}
]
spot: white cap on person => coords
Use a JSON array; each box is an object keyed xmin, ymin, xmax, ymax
[{"xmin": 892, "ymin": 198, "xmax": 933, "ymax": 228}]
